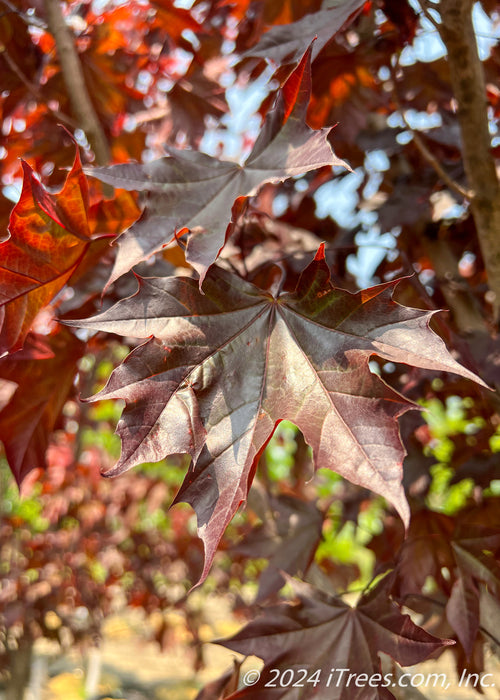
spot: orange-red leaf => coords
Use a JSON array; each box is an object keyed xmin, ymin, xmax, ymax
[{"xmin": 0, "ymin": 151, "xmax": 92, "ymax": 354}]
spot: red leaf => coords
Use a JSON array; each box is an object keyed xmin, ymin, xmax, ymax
[
  {"xmin": 0, "ymin": 150, "xmax": 92, "ymax": 354},
  {"xmin": 0, "ymin": 328, "xmax": 84, "ymax": 485},
  {"xmin": 65, "ymin": 251, "xmax": 485, "ymax": 583}
]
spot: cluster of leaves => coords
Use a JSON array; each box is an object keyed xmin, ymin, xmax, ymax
[
  {"xmin": 0, "ymin": 367, "xmax": 208, "ymax": 672},
  {"xmin": 1, "ymin": 0, "xmax": 500, "ymax": 697}
]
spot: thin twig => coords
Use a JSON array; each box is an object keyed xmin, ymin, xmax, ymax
[
  {"xmin": 0, "ymin": 0, "xmax": 47, "ymax": 29},
  {"xmin": 416, "ymin": 0, "xmax": 441, "ymax": 31},
  {"xmin": 390, "ymin": 67, "xmax": 474, "ymax": 201},
  {"xmin": 2, "ymin": 49, "xmax": 77, "ymax": 129},
  {"xmin": 402, "ymin": 120, "xmax": 473, "ymax": 200}
]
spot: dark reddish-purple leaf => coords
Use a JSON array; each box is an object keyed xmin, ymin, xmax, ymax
[
  {"xmin": 65, "ymin": 247, "xmax": 485, "ymax": 583},
  {"xmin": 166, "ymin": 66, "xmax": 228, "ymax": 147},
  {"xmin": 0, "ymin": 150, "xmax": 92, "ymax": 355},
  {"xmin": 394, "ymin": 512, "xmax": 500, "ymax": 600},
  {"xmin": 0, "ymin": 328, "xmax": 84, "ymax": 485},
  {"xmin": 452, "ymin": 536, "xmax": 500, "ymax": 593},
  {"xmin": 391, "ymin": 508, "xmax": 500, "ymax": 659},
  {"xmin": 391, "ymin": 511, "xmax": 455, "ymax": 599},
  {"xmin": 233, "ymin": 493, "xmax": 323, "ymax": 601},
  {"xmin": 446, "ymin": 575, "xmax": 480, "ymax": 660},
  {"xmin": 243, "ymin": 0, "xmax": 366, "ymax": 65},
  {"xmin": 219, "ymin": 576, "xmax": 454, "ymax": 699},
  {"xmin": 88, "ymin": 46, "xmax": 347, "ymax": 285},
  {"xmin": 479, "ymin": 585, "xmax": 500, "ymax": 649},
  {"xmin": 195, "ymin": 659, "xmax": 242, "ymax": 700}
]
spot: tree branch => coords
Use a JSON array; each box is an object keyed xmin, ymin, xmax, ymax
[
  {"xmin": 423, "ymin": 237, "xmax": 486, "ymax": 333},
  {"xmin": 0, "ymin": 0, "xmax": 47, "ymax": 29},
  {"xmin": 417, "ymin": 0, "xmax": 441, "ymax": 30},
  {"xmin": 2, "ymin": 49, "xmax": 77, "ymax": 130},
  {"xmin": 409, "ymin": 128, "xmax": 473, "ymax": 200},
  {"xmin": 43, "ymin": 0, "xmax": 110, "ymax": 165},
  {"xmin": 391, "ymin": 73, "xmax": 473, "ymax": 200},
  {"xmin": 437, "ymin": 0, "xmax": 500, "ymax": 319}
]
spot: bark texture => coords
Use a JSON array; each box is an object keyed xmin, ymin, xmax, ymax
[
  {"xmin": 43, "ymin": 0, "xmax": 111, "ymax": 165},
  {"xmin": 438, "ymin": 0, "xmax": 500, "ymax": 318}
]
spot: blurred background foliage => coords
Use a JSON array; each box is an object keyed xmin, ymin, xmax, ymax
[{"xmin": 2, "ymin": 345, "xmax": 499, "ymax": 697}]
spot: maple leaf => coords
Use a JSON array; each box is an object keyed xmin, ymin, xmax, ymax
[
  {"xmin": 446, "ymin": 574, "xmax": 480, "ymax": 660},
  {"xmin": 394, "ymin": 509, "xmax": 500, "ymax": 595},
  {"xmin": 243, "ymin": 0, "xmax": 367, "ymax": 65},
  {"xmin": 0, "ymin": 150, "xmax": 92, "ymax": 355},
  {"xmin": 233, "ymin": 493, "xmax": 323, "ymax": 601},
  {"xmin": 66, "ymin": 247, "xmax": 485, "ymax": 583},
  {"xmin": 195, "ymin": 659, "xmax": 242, "ymax": 700},
  {"xmin": 218, "ymin": 576, "xmax": 454, "ymax": 699},
  {"xmin": 166, "ymin": 70, "xmax": 228, "ymax": 147},
  {"xmin": 0, "ymin": 328, "xmax": 84, "ymax": 486},
  {"xmin": 392, "ymin": 508, "xmax": 500, "ymax": 660},
  {"xmin": 87, "ymin": 45, "xmax": 347, "ymax": 285}
]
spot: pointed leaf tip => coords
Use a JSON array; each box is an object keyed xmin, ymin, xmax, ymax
[
  {"xmin": 282, "ymin": 42, "xmax": 314, "ymax": 122},
  {"xmin": 87, "ymin": 46, "xmax": 346, "ymax": 283},
  {"xmin": 68, "ymin": 260, "xmax": 487, "ymax": 582},
  {"xmin": 220, "ymin": 575, "xmax": 454, "ymax": 696},
  {"xmin": 243, "ymin": 0, "xmax": 366, "ymax": 64},
  {"xmin": 1, "ymin": 147, "xmax": 92, "ymax": 354},
  {"xmin": 314, "ymin": 242, "xmax": 326, "ymax": 261}
]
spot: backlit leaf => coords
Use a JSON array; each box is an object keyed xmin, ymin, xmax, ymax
[
  {"xmin": 243, "ymin": 0, "xmax": 367, "ymax": 65},
  {"xmin": 0, "ymin": 151, "xmax": 92, "ymax": 354},
  {"xmin": 65, "ymin": 247, "xmax": 485, "ymax": 582},
  {"xmin": 88, "ymin": 46, "xmax": 347, "ymax": 285}
]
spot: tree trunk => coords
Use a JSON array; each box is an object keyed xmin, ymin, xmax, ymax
[{"xmin": 438, "ymin": 0, "xmax": 500, "ymax": 319}]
